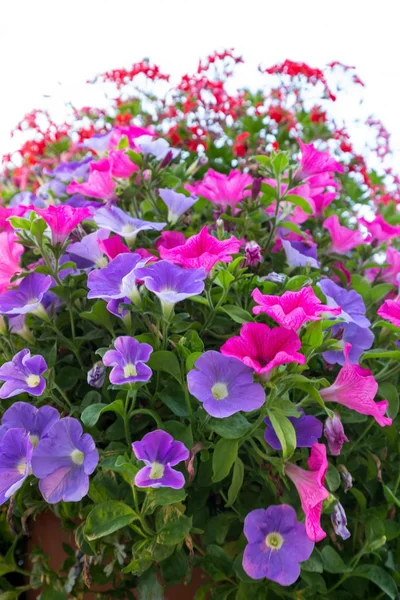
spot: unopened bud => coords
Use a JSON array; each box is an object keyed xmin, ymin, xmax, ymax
[
  {"xmin": 251, "ymin": 177, "xmax": 262, "ymax": 201},
  {"xmin": 159, "ymin": 150, "xmax": 173, "ymax": 169},
  {"xmin": 338, "ymin": 464, "xmax": 353, "ymax": 493},
  {"xmin": 87, "ymin": 361, "xmax": 106, "ymax": 388},
  {"xmin": 216, "ymin": 219, "xmax": 224, "ymax": 240},
  {"xmin": 331, "ymin": 502, "xmax": 351, "ymax": 540},
  {"xmin": 245, "ymin": 241, "xmax": 262, "ymax": 266},
  {"xmin": 324, "ymin": 413, "xmax": 349, "ymax": 456}
]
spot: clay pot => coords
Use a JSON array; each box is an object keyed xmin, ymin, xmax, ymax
[{"xmin": 25, "ymin": 512, "xmax": 207, "ymax": 599}]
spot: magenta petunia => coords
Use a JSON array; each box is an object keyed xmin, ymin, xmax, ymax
[
  {"xmin": 132, "ymin": 429, "xmax": 189, "ymax": 489},
  {"xmin": 186, "ymin": 169, "xmax": 252, "ymax": 211},
  {"xmin": 220, "ymin": 322, "xmax": 305, "ymax": 378},
  {"xmin": 377, "ymin": 298, "xmax": 400, "ymax": 328},
  {"xmin": 323, "ymin": 215, "xmax": 366, "ymax": 253},
  {"xmin": 359, "ymin": 215, "xmax": 400, "ymax": 243},
  {"xmin": 295, "ymin": 139, "xmax": 344, "ymax": 180},
  {"xmin": 32, "ymin": 205, "xmax": 93, "ymax": 245},
  {"xmin": 67, "ymin": 160, "xmax": 117, "ymax": 201},
  {"xmin": 103, "ymin": 336, "xmax": 153, "ymax": 385}
]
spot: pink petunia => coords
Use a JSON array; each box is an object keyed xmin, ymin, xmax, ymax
[
  {"xmin": 320, "ymin": 343, "xmax": 392, "ymax": 427},
  {"xmin": 359, "ymin": 215, "xmax": 400, "ymax": 243},
  {"xmin": 220, "ymin": 322, "xmax": 306, "ymax": 377},
  {"xmin": 295, "ymin": 139, "xmax": 344, "ymax": 180},
  {"xmin": 264, "ymin": 180, "xmax": 316, "ymax": 225},
  {"xmin": 98, "ymin": 235, "xmax": 130, "ymax": 260},
  {"xmin": 32, "ymin": 205, "xmax": 92, "ymax": 245},
  {"xmin": 0, "ymin": 206, "xmax": 28, "ymax": 232},
  {"xmin": 251, "ymin": 286, "xmax": 341, "ymax": 331},
  {"xmin": 67, "ymin": 161, "xmax": 116, "ymax": 201},
  {"xmin": 186, "ymin": 169, "xmax": 252, "ymax": 211},
  {"xmin": 155, "ymin": 231, "xmax": 186, "ymax": 251},
  {"xmin": 371, "ymin": 247, "xmax": 400, "ymax": 285},
  {"xmin": 0, "ymin": 232, "xmax": 23, "ymax": 293},
  {"xmin": 108, "ymin": 150, "xmax": 138, "ymax": 178},
  {"xmin": 285, "ymin": 442, "xmax": 329, "ymax": 542},
  {"xmin": 377, "ymin": 299, "xmax": 400, "ymax": 328},
  {"xmin": 323, "ymin": 215, "xmax": 366, "ymax": 253},
  {"xmin": 159, "ymin": 226, "xmax": 241, "ymax": 273}
]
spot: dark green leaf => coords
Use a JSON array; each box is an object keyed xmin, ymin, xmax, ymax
[
  {"xmin": 148, "ymin": 351, "xmax": 182, "ymax": 382},
  {"xmin": 212, "ymin": 439, "xmax": 238, "ymax": 482},
  {"xmin": 84, "ymin": 501, "xmax": 137, "ymax": 540},
  {"xmin": 207, "ymin": 413, "xmax": 252, "ymax": 439},
  {"xmin": 267, "ymin": 411, "xmax": 296, "ymax": 459},
  {"xmin": 81, "ymin": 400, "xmax": 125, "ymax": 427},
  {"xmin": 221, "ymin": 305, "xmax": 254, "ymax": 324},
  {"xmin": 350, "ymin": 565, "xmax": 397, "ymax": 600},
  {"xmin": 227, "ymin": 458, "xmax": 244, "ymax": 506},
  {"xmin": 321, "ymin": 546, "xmax": 352, "ymax": 573}
]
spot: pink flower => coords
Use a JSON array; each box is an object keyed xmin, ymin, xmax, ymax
[
  {"xmin": 377, "ymin": 299, "xmax": 400, "ymax": 328},
  {"xmin": 285, "ymin": 443, "xmax": 329, "ymax": 542},
  {"xmin": 67, "ymin": 161, "xmax": 116, "ymax": 201},
  {"xmin": 320, "ymin": 343, "xmax": 392, "ymax": 427},
  {"xmin": 0, "ymin": 233, "xmax": 23, "ymax": 293},
  {"xmin": 359, "ymin": 215, "xmax": 400, "ymax": 243},
  {"xmin": 33, "ymin": 205, "xmax": 92, "ymax": 245},
  {"xmin": 108, "ymin": 150, "xmax": 138, "ymax": 178},
  {"xmin": 295, "ymin": 139, "xmax": 344, "ymax": 180},
  {"xmin": 323, "ymin": 215, "xmax": 366, "ymax": 253},
  {"xmin": 312, "ymin": 192, "xmax": 336, "ymax": 217},
  {"xmin": 186, "ymin": 169, "xmax": 252, "ymax": 210},
  {"xmin": 155, "ymin": 231, "xmax": 186, "ymax": 251},
  {"xmin": 251, "ymin": 286, "xmax": 341, "ymax": 331},
  {"xmin": 220, "ymin": 322, "xmax": 306, "ymax": 377},
  {"xmin": 373, "ymin": 247, "xmax": 400, "ymax": 285},
  {"xmin": 0, "ymin": 206, "xmax": 28, "ymax": 232},
  {"xmin": 108, "ymin": 125, "xmax": 155, "ymax": 149},
  {"xmin": 264, "ymin": 179, "xmax": 316, "ymax": 224},
  {"xmin": 98, "ymin": 235, "xmax": 130, "ymax": 260},
  {"xmin": 159, "ymin": 226, "xmax": 241, "ymax": 273}
]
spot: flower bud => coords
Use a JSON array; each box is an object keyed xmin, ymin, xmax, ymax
[
  {"xmin": 262, "ymin": 272, "xmax": 286, "ymax": 284},
  {"xmin": 216, "ymin": 219, "xmax": 224, "ymax": 240},
  {"xmin": 251, "ymin": 177, "xmax": 262, "ymax": 201},
  {"xmin": 338, "ymin": 464, "xmax": 353, "ymax": 493},
  {"xmin": 324, "ymin": 413, "xmax": 349, "ymax": 456},
  {"xmin": 245, "ymin": 241, "xmax": 262, "ymax": 266},
  {"xmin": 159, "ymin": 150, "xmax": 173, "ymax": 169},
  {"xmin": 331, "ymin": 502, "xmax": 351, "ymax": 540},
  {"xmin": 87, "ymin": 361, "xmax": 106, "ymax": 389}
]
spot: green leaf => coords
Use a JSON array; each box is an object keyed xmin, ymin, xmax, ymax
[
  {"xmin": 285, "ymin": 194, "xmax": 313, "ymax": 214},
  {"xmin": 374, "ymin": 320, "xmax": 400, "ymax": 334},
  {"xmin": 80, "ymin": 300, "xmax": 114, "ymax": 333},
  {"xmin": 362, "ymin": 349, "xmax": 400, "ymax": 361},
  {"xmin": 227, "ymin": 458, "xmax": 244, "ymax": 506},
  {"xmin": 160, "ymin": 549, "xmax": 188, "ymax": 585},
  {"xmin": 350, "ymin": 488, "xmax": 367, "ymax": 510},
  {"xmin": 383, "ymin": 484, "xmax": 400, "ymax": 508},
  {"xmin": 137, "ymin": 567, "xmax": 164, "ymax": 600},
  {"xmin": 272, "ymin": 153, "xmax": 289, "ymax": 175},
  {"xmin": 255, "ymin": 156, "xmax": 272, "ymax": 167},
  {"xmin": 267, "ymin": 411, "xmax": 296, "ymax": 459},
  {"xmin": 148, "ymin": 351, "xmax": 182, "ymax": 382},
  {"xmin": 215, "ymin": 270, "xmax": 235, "ymax": 290},
  {"xmin": 41, "ymin": 591, "xmax": 68, "ymax": 600},
  {"xmin": 156, "ymin": 513, "xmax": 192, "ymax": 545},
  {"xmin": 350, "ymin": 565, "xmax": 397, "ymax": 600},
  {"xmin": 144, "ymin": 488, "xmax": 187, "ymax": 514},
  {"xmin": 212, "ymin": 439, "xmax": 238, "ymax": 482},
  {"xmin": 186, "ymin": 351, "xmax": 203, "ymax": 372},
  {"xmin": 352, "ymin": 274, "xmax": 371, "ymax": 303},
  {"xmin": 321, "ymin": 546, "xmax": 352, "ymax": 574},
  {"xmin": 379, "ymin": 382, "xmax": 399, "ymax": 419},
  {"xmin": 301, "ymin": 549, "xmax": 323, "ymax": 573},
  {"xmin": 221, "ymin": 305, "xmax": 254, "ymax": 324},
  {"xmin": 285, "ymin": 275, "xmax": 313, "ymax": 291},
  {"xmin": 202, "ymin": 544, "xmax": 234, "ymax": 578},
  {"xmin": 84, "ymin": 501, "xmax": 137, "ymax": 540},
  {"xmin": 163, "ymin": 420, "xmax": 193, "ymax": 449},
  {"xmin": 302, "ymin": 321, "xmax": 323, "ymax": 349},
  {"xmin": 371, "ymin": 283, "xmax": 393, "ymax": 302},
  {"xmin": 326, "ymin": 464, "xmax": 341, "ymax": 492},
  {"xmin": 55, "ymin": 366, "xmax": 84, "ymax": 390},
  {"xmin": 207, "ymin": 413, "xmax": 252, "ymax": 439},
  {"xmin": 81, "ymin": 400, "xmax": 125, "ymax": 427},
  {"xmin": 279, "ymin": 221, "xmax": 308, "ymax": 238}
]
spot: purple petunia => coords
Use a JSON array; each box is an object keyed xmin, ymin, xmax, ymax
[
  {"xmin": 282, "ymin": 239, "xmax": 320, "ymax": 269},
  {"xmin": 31, "ymin": 417, "xmax": 98, "ymax": 503},
  {"xmin": 158, "ymin": 189, "xmax": 197, "ymax": 225},
  {"xmin": 0, "ymin": 428, "xmax": 33, "ymax": 505},
  {"xmin": 264, "ymin": 410, "xmax": 322, "ymax": 450},
  {"xmin": 242, "ymin": 504, "xmax": 314, "ymax": 586},
  {"xmin": 94, "ymin": 206, "xmax": 166, "ymax": 242},
  {"xmin": 68, "ymin": 228, "xmax": 109, "ymax": 269},
  {"xmin": 331, "ymin": 502, "xmax": 351, "ymax": 540},
  {"xmin": 324, "ymin": 413, "xmax": 349, "ymax": 456},
  {"xmin": 187, "ymin": 351, "xmax": 265, "ymax": 418},
  {"xmin": 132, "ymin": 429, "xmax": 189, "ymax": 489},
  {"xmin": 0, "ymin": 402, "xmax": 59, "ymax": 447},
  {"xmin": 135, "ymin": 260, "xmax": 206, "ymax": 316},
  {"xmin": 0, "ymin": 350, "xmax": 47, "ymax": 398},
  {"xmin": 0, "ymin": 274, "xmax": 52, "ymax": 317},
  {"xmin": 87, "ymin": 253, "xmax": 146, "ymax": 303},
  {"xmin": 103, "ymin": 336, "xmax": 153, "ymax": 385},
  {"xmin": 136, "ymin": 136, "xmax": 180, "ymax": 161}
]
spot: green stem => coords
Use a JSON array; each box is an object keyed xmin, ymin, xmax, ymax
[
  {"xmin": 130, "ymin": 409, "xmax": 162, "ymax": 429},
  {"xmin": 346, "ymin": 420, "xmax": 374, "ymax": 455},
  {"xmin": 124, "ymin": 391, "xmax": 132, "ymax": 447},
  {"xmin": 53, "ymin": 383, "xmax": 72, "ymax": 409}
]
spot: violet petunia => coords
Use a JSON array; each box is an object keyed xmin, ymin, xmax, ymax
[
  {"xmin": 1, "ymin": 402, "xmax": 59, "ymax": 447},
  {"xmin": 94, "ymin": 206, "xmax": 166, "ymax": 242},
  {"xmin": 46, "ymin": 157, "xmax": 92, "ymax": 183},
  {"xmin": 264, "ymin": 410, "xmax": 322, "ymax": 450},
  {"xmin": 331, "ymin": 502, "xmax": 351, "ymax": 540},
  {"xmin": 324, "ymin": 413, "xmax": 349, "ymax": 456},
  {"xmin": 132, "ymin": 429, "xmax": 189, "ymax": 489},
  {"xmin": 220, "ymin": 322, "xmax": 306, "ymax": 379},
  {"xmin": 0, "ymin": 428, "xmax": 33, "ymax": 505},
  {"xmin": 0, "ymin": 349, "xmax": 47, "ymax": 398},
  {"xmin": 136, "ymin": 136, "xmax": 180, "ymax": 161},
  {"xmin": 31, "ymin": 417, "xmax": 98, "ymax": 503},
  {"xmin": 68, "ymin": 228, "xmax": 109, "ymax": 269},
  {"xmin": 187, "ymin": 351, "xmax": 265, "ymax": 418},
  {"xmin": 285, "ymin": 442, "xmax": 330, "ymax": 542},
  {"xmin": 33, "ymin": 205, "xmax": 93, "ymax": 245},
  {"xmin": 158, "ymin": 189, "xmax": 197, "ymax": 225},
  {"xmin": 318, "ymin": 279, "xmax": 370, "ymax": 327},
  {"xmin": 242, "ymin": 504, "xmax": 314, "ymax": 586},
  {"xmin": 87, "ymin": 253, "xmax": 146, "ymax": 303},
  {"xmin": 0, "ymin": 273, "xmax": 52, "ymax": 317},
  {"xmin": 103, "ymin": 336, "xmax": 153, "ymax": 385},
  {"xmin": 134, "ymin": 260, "xmax": 206, "ymax": 315},
  {"xmin": 281, "ymin": 238, "xmax": 320, "ymax": 269}
]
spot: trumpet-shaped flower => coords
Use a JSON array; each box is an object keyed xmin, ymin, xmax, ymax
[
  {"xmin": 87, "ymin": 253, "xmax": 146, "ymax": 302},
  {"xmin": 158, "ymin": 189, "xmax": 197, "ymax": 224},
  {"xmin": 33, "ymin": 205, "xmax": 93, "ymax": 245},
  {"xmin": 94, "ymin": 206, "xmax": 166, "ymax": 242},
  {"xmin": 0, "ymin": 273, "xmax": 52, "ymax": 316},
  {"xmin": 0, "ymin": 232, "xmax": 24, "ymax": 293},
  {"xmin": 186, "ymin": 169, "xmax": 252, "ymax": 210},
  {"xmin": 0, "ymin": 429, "xmax": 33, "ymax": 505},
  {"xmin": 67, "ymin": 161, "xmax": 117, "ymax": 201},
  {"xmin": 1, "ymin": 402, "xmax": 59, "ymax": 447},
  {"xmin": 281, "ymin": 238, "xmax": 320, "ymax": 269},
  {"xmin": 295, "ymin": 139, "xmax": 344, "ymax": 180},
  {"xmin": 0, "ymin": 349, "xmax": 47, "ymax": 398},
  {"xmin": 359, "ymin": 215, "xmax": 400, "ymax": 243},
  {"xmin": 103, "ymin": 336, "xmax": 153, "ymax": 385},
  {"xmin": 68, "ymin": 229, "xmax": 109, "ymax": 269},
  {"xmin": 323, "ymin": 215, "xmax": 366, "ymax": 253},
  {"xmin": 377, "ymin": 299, "xmax": 400, "ymax": 328}
]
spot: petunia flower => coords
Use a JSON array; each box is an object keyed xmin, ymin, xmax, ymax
[
  {"xmin": 0, "ymin": 273, "xmax": 52, "ymax": 317},
  {"xmin": 252, "ymin": 286, "xmax": 341, "ymax": 331},
  {"xmin": 244, "ymin": 241, "xmax": 262, "ymax": 266},
  {"xmin": 264, "ymin": 409, "xmax": 322, "ymax": 450},
  {"xmin": 158, "ymin": 189, "xmax": 197, "ymax": 225},
  {"xmin": 97, "ymin": 234, "xmax": 130, "ymax": 260},
  {"xmin": 320, "ymin": 343, "xmax": 392, "ymax": 427},
  {"xmin": 159, "ymin": 226, "xmax": 241, "ymax": 273},
  {"xmin": 295, "ymin": 139, "xmax": 344, "ymax": 180},
  {"xmin": 331, "ymin": 502, "xmax": 351, "ymax": 540},
  {"xmin": 377, "ymin": 298, "xmax": 400, "ymax": 328},
  {"xmin": 324, "ymin": 413, "xmax": 349, "ymax": 455},
  {"xmin": 0, "ymin": 429, "xmax": 33, "ymax": 505},
  {"xmin": 318, "ymin": 278, "xmax": 370, "ymax": 327},
  {"xmin": 220, "ymin": 322, "xmax": 305, "ymax": 378},
  {"xmin": 134, "ymin": 260, "xmax": 206, "ymax": 316},
  {"xmin": 187, "ymin": 351, "xmax": 265, "ymax": 418},
  {"xmin": 155, "ymin": 231, "xmax": 186, "ymax": 251},
  {"xmin": 281, "ymin": 238, "xmax": 320, "ymax": 269},
  {"xmin": 32, "ymin": 205, "xmax": 92, "ymax": 246},
  {"xmin": 103, "ymin": 336, "xmax": 153, "ymax": 385},
  {"xmin": 67, "ymin": 160, "xmax": 117, "ymax": 201},
  {"xmin": 186, "ymin": 169, "xmax": 252, "ymax": 211},
  {"xmin": 68, "ymin": 228, "xmax": 109, "ymax": 269},
  {"xmin": 368, "ymin": 247, "xmax": 400, "ymax": 285},
  {"xmin": 0, "ymin": 350, "xmax": 47, "ymax": 399},
  {"xmin": 94, "ymin": 206, "xmax": 166, "ymax": 242},
  {"xmin": 323, "ymin": 215, "xmax": 366, "ymax": 253},
  {"xmin": 37, "ymin": 179, "xmax": 67, "ymax": 201},
  {"xmin": 31, "ymin": 417, "xmax": 98, "ymax": 503},
  {"xmin": 1, "ymin": 402, "xmax": 59, "ymax": 447},
  {"xmin": 0, "ymin": 205, "xmax": 29, "ymax": 231},
  {"xmin": 242, "ymin": 504, "xmax": 314, "ymax": 585},
  {"xmin": 108, "ymin": 150, "xmax": 138, "ymax": 178},
  {"xmin": 132, "ymin": 429, "xmax": 189, "ymax": 489},
  {"xmin": 359, "ymin": 215, "xmax": 400, "ymax": 243},
  {"xmin": 45, "ymin": 156, "xmax": 92, "ymax": 183},
  {"xmin": 135, "ymin": 136, "xmax": 180, "ymax": 161},
  {"xmin": 0, "ymin": 232, "xmax": 24, "ymax": 293},
  {"xmin": 108, "ymin": 125, "xmax": 156, "ymax": 149},
  {"xmin": 285, "ymin": 442, "xmax": 329, "ymax": 542},
  {"xmin": 87, "ymin": 253, "xmax": 146, "ymax": 303}
]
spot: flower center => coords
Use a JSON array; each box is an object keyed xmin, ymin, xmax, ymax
[
  {"xmin": 26, "ymin": 374, "xmax": 40, "ymax": 388},
  {"xmin": 149, "ymin": 462, "xmax": 165, "ymax": 479},
  {"xmin": 26, "ymin": 297, "xmax": 38, "ymax": 305},
  {"xmin": 123, "ymin": 363, "xmax": 137, "ymax": 378},
  {"xmin": 122, "ymin": 224, "xmax": 136, "ymax": 234},
  {"xmin": 16, "ymin": 459, "xmax": 27, "ymax": 476},
  {"xmin": 265, "ymin": 532, "xmax": 283, "ymax": 550},
  {"xmin": 29, "ymin": 434, "xmax": 39, "ymax": 447},
  {"xmin": 96, "ymin": 256, "xmax": 108, "ymax": 268},
  {"xmin": 70, "ymin": 449, "xmax": 85, "ymax": 465},
  {"xmin": 211, "ymin": 382, "xmax": 228, "ymax": 400}
]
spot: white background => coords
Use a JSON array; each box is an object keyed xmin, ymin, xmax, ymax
[{"xmin": 0, "ymin": 0, "xmax": 399, "ymax": 167}]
